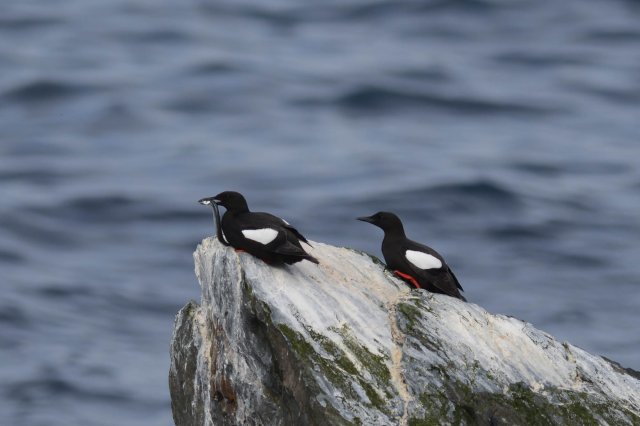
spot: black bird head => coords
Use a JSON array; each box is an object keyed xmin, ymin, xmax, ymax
[
  {"xmin": 197, "ymin": 194, "xmax": 235, "ymax": 246},
  {"xmin": 210, "ymin": 191, "xmax": 249, "ymax": 213},
  {"xmin": 357, "ymin": 211, "xmax": 405, "ymax": 234}
]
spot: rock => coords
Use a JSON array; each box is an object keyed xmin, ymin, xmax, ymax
[{"xmin": 169, "ymin": 238, "xmax": 640, "ymax": 425}]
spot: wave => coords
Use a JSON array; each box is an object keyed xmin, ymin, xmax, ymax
[
  {"xmin": 493, "ymin": 51, "xmax": 593, "ymax": 68},
  {"xmin": 510, "ymin": 161, "xmax": 564, "ymax": 176},
  {"xmin": 0, "ymin": 15, "xmax": 64, "ymax": 30},
  {"xmin": 485, "ymin": 224, "xmax": 548, "ymax": 240},
  {"xmin": 582, "ymin": 29, "xmax": 640, "ymax": 43},
  {"xmin": 23, "ymin": 195, "xmax": 204, "ymax": 225},
  {"xmin": 187, "ymin": 61, "xmax": 240, "ymax": 76},
  {"xmin": 196, "ymin": 0, "xmax": 522, "ymax": 27},
  {"xmin": 0, "ymin": 305, "xmax": 29, "ymax": 326},
  {"xmin": 316, "ymin": 86, "xmax": 558, "ymax": 115},
  {"xmin": 0, "ymin": 248, "xmax": 24, "ymax": 263},
  {"xmin": 7, "ymin": 376, "xmax": 132, "ymax": 404},
  {"xmin": 2, "ymin": 79, "xmax": 100, "ymax": 103},
  {"xmin": 116, "ymin": 28, "xmax": 193, "ymax": 44},
  {"xmin": 424, "ymin": 180, "xmax": 520, "ymax": 201},
  {"xmin": 566, "ymin": 82, "xmax": 640, "ymax": 105},
  {"xmin": 0, "ymin": 213, "xmax": 80, "ymax": 248},
  {"xmin": 354, "ymin": 179, "xmax": 522, "ymax": 216},
  {"xmin": 0, "ymin": 169, "xmax": 80, "ymax": 186}
]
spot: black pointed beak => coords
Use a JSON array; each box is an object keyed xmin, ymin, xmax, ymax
[
  {"xmin": 198, "ymin": 197, "xmax": 221, "ymax": 206},
  {"xmin": 357, "ymin": 216, "xmax": 375, "ymax": 224}
]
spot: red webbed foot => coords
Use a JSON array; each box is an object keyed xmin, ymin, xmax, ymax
[
  {"xmin": 393, "ymin": 270, "xmax": 421, "ymax": 289},
  {"xmin": 235, "ymin": 249, "xmax": 247, "ymax": 253}
]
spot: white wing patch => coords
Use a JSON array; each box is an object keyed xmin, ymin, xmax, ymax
[
  {"xmin": 242, "ymin": 228, "xmax": 279, "ymax": 245},
  {"xmin": 406, "ymin": 250, "xmax": 442, "ymax": 270}
]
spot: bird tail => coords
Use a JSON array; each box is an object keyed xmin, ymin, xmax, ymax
[
  {"xmin": 275, "ymin": 241, "xmax": 319, "ymax": 265},
  {"xmin": 304, "ymin": 254, "xmax": 319, "ymax": 264}
]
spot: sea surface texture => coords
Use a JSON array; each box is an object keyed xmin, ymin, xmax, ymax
[{"xmin": 1, "ymin": 0, "xmax": 639, "ymax": 425}]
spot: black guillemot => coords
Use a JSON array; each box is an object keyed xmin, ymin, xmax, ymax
[
  {"xmin": 199, "ymin": 191, "xmax": 319, "ymax": 265},
  {"xmin": 358, "ymin": 212, "xmax": 466, "ymax": 301}
]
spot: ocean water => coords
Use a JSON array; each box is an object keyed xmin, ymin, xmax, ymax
[{"xmin": 1, "ymin": 0, "xmax": 639, "ymax": 424}]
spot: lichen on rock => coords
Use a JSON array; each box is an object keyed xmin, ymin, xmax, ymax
[{"xmin": 169, "ymin": 238, "xmax": 640, "ymax": 425}]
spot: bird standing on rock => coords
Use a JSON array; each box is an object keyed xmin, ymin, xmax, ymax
[
  {"xmin": 199, "ymin": 191, "xmax": 318, "ymax": 265},
  {"xmin": 358, "ymin": 212, "xmax": 466, "ymax": 301}
]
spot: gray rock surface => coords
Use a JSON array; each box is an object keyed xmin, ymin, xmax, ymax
[{"xmin": 169, "ymin": 238, "xmax": 640, "ymax": 425}]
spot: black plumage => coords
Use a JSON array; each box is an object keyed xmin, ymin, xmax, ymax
[
  {"xmin": 358, "ymin": 212, "xmax": 466, "ymax": 301},
  {"xmin": 199, "ymin": 191, "xmax": 318, "ymax": 265}
]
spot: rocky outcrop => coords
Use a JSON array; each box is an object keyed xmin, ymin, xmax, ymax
[{"xmin": 169, "ymin": 238, "xmax": 640, "ymax": 425}]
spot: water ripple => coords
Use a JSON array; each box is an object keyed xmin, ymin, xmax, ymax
[
  {"xmin": 0, "ymin": 305, "xmax": 29, "ymax": 327},
  {"xmin": 23, "ymin": 195, "xmax": 203, "ymax": 225},
  {"xmin": 355, "ymin": 180, "xmax": 522, "ymax": 215},
  {"xmin": 2, "ymin": 80, "xmax": 101, "ymax": 104},
  {"xmin": 0, "ymin": 15, "xmax": 64, "ymax": 30},
  {"xmin": 8, "ymin": 377, "xmax": 131, "ymax": 404},
  {"xmin": 321, "ymin": 86, "xmax": 558, "ymax": 115},
  {"xmin": 582, "ymin": 29, "xmax": 640, "ymax": 43}
]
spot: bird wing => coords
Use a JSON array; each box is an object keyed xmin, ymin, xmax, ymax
[
  {"xmin": 448, "ymin": 267, "xmax": 464, "ymax": 291},
  {"xmin": 252, "ymin": 212, "xmax": 312, "ymax": 246},
  {"xmin": 405, "ymin": 239, "xmax": 444, "ymax": 262},
  {"xmin": 274, "ymin": 240, "xmax": 306, "ymax": 255},
  {"xmin": 404, "ymin": 240, "xmax": 464, "ymax": 298},
  {"xmin": 273, "ymin": 241, "xmax": 319, "ymax": 264},
  {"xmin": 231, "ymin": 213, "xmax": 284, "ymax": 242},
  {"xmin": 241, "ymin": 228, "xmax": 280, "ymax": 245},
  {"xmin": 283, "ymin": 224, "xmax": 312, "ymax": 246}
]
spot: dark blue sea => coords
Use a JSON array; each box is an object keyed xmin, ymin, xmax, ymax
[{"xmin": 1, "ymin": 0, "xmax": 639, "ymax": 424}]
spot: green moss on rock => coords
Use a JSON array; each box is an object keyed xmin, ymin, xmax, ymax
[
  {"xmin": 335, "ymin": 325, "xmax": 391, "ymax": 384},
  {"xmin": 411, "ymin": 380, "xmax": 639, "ymax": 426},
  {"xmin": 276, "ymin": 323, "xmax": 396, "ymax": 414}
]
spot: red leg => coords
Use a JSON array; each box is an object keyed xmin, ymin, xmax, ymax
[{"xmin": 394, "ymin": 270, "xmax": 421, "ymax": 289}]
